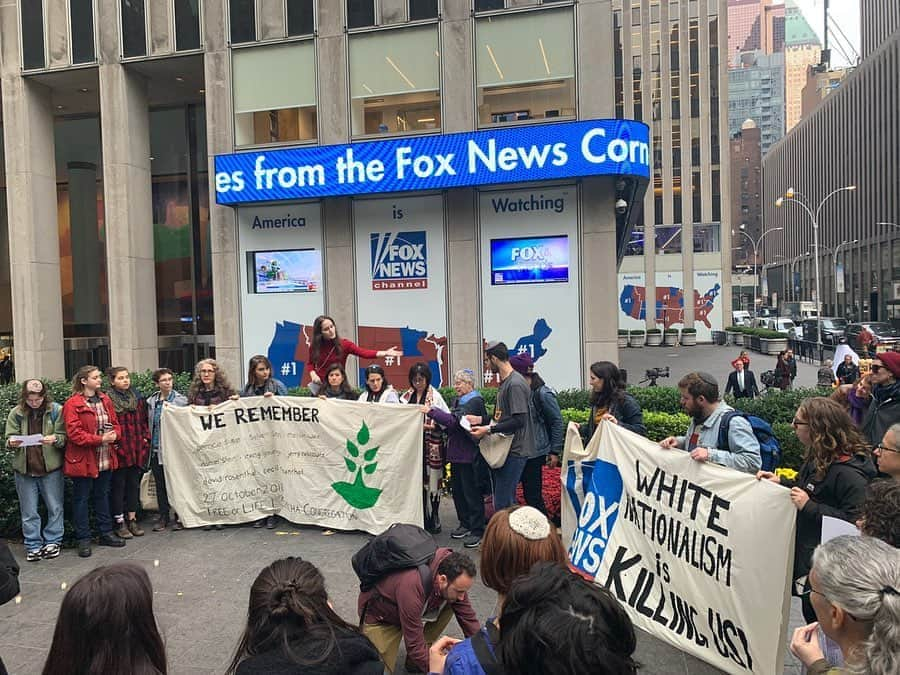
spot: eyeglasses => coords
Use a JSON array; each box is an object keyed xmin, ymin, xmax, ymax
[
  {"xmin": 870, "ymin": 364, "xmax": 883, "ymax": 373},
  {"xmin": 791, "ymin": 418, "xmax": 809, "ymax": 426},
  {"xmin": 198, "ymin": 369, "xmax": 215, "ymax": 374},
  {"xmin": 875, "ymin": 443, "xmax": 900, "ymax": 454},
  {"xmin": 798, "ymin": 584, "xmax": 861, "ymax": 621}
]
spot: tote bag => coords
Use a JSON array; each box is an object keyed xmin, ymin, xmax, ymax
[{"xmin": 479, "ymin": 433, "xmax": 513, "ymax": 469}]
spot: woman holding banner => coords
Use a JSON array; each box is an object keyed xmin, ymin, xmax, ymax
[
  {"xmin": 188, "ymin": 359, "xmax": 238, "ymax": 407},
  {"xmin": 318, "ymin": 364, "xmax": 356, "ymax": 400},
  {"xmin": 358, "ymin": 365, "xmax": 400, "ymax": 404},
  {"xmin": 240, "ymin": 355, "xmax": 288, "ymax": 397},
  {"xmin": 757, "ymin": 397, "xmax": 876, "ymax": 622},
  {"xmin": 306, "ymin": 315, "xmax": 402, "ymax": 393},
  {"xmin": 580, "ymin": 362, "xmax": 646, "ymax": 442}
]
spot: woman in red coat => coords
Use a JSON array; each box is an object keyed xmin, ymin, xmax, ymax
[
  {"xmin": 63, "ymin": 365, "xmax": 125, "ymax": 558},
  {"xmin": 306, "ymin": 315, "xmax": 402, "ymax": 393},
  {"xmin": 106, "ymin": 366, "xmax": 150, "ymax": 539}
]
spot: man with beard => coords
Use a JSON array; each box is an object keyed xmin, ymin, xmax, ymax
[
  {"xmin": 659, "ymin": 372, "xmax": 761, "ymax": 473},
  {"xmin": 862, "ymin": 352, "xmax": 900, "ymax": 447}
]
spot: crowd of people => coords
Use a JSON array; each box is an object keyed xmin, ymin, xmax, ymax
[{"xmin": 3, "ymin": 314, "xmax": 900, "ymax": 673}]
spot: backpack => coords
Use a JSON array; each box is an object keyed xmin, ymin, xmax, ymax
[
  {"xmin": 760, "ymin": 370, "xmax": 776, "ymax": 388},
  {"xmin": 716, "ymin": 411, "xmax": 782, "ymax": 472},
  {"xmin": 353, "ymin": 521, "xmax": 437, "ymax": 595}
]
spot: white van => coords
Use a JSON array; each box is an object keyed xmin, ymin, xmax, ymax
[{"xmin": 732, "ymin": 310, "xmax": 752, "ymax": 327}]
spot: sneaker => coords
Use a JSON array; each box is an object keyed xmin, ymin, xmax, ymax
[
  {"xmin": 172, "ymin": 520, "xmax": 184, "ymax": 531},
  {"xmin": 115, "ymin": 523, "xmax": 133, "ymax": 539},
  {"xmin": 265, "ymin": 515, "xmax": 277, "ymax": 529},
  {"xmin": 99, "ymin": 533, "xmax": 126, "ymax": 548},
  {"xmin": 26, "ymin": 550, "xmax": 42, "ymax": 562},
  {"xmin": 463, "ymin": 534, "xmax": 482, "ymax": 548},
  {"xmin": 77, "ymin": 540, "xmax": 92, "ymax": 558},
  {"xmin": 40, "ymin": 543, "xmax": 61, "ymax": 560},
  {"xmin": 152, "ymin": 518, "xmax": 168, "ymax": 532},
  {"xmin": 450, "ymin": 526, "xmax": 470, "ymax": 539}
]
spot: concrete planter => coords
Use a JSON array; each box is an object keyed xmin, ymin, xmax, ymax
[
  {"xmin": 617, "ymin": 334, "xmax": 628, "ymax": 348},
  {"xmin": 734, "ymin": 333, "xmax": 744, "ymax": 346},
  {"xmin": 663, "ymin": 331, "xmax": 679, "ymax": 346},
  {"xmin": 681, "ymin": 331, "xmax": 697, "ymax": 346},
  {"xmin": 629, "ymin": 333, "xmax": 646, "ymax": 348},
  {"xmin": 726, "ymin": 330, "xmax": 740, "ymax": 345},
  {"xmin": 646, "ymin": 332, "xmax": 663, "ymax": 346},
  {"xmin": 760, "ymin": 337, "xmax": 788, "ymax": 354}
]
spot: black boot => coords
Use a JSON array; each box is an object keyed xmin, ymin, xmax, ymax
[{"xmin": 428, "ymin": 495, "xmax": 442, "ymax": 534}]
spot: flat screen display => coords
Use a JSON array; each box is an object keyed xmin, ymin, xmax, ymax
[
  {"xmin": 490, "ymin": 235, "xmax": 569, "ymax": 285},
  {"xmin": 250, "ymin": 249, "xmax": 321, "ymax": 294}
]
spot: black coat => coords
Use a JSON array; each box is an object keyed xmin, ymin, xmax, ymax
[
  {"xmin": 725, "ymin": 369, "xmax": 759, "ymax": 399},
  {"xmin": 581, "ymin": 392, "xmax": 646, "ymax": 441},
  {"xmin": 835, "ymin": 362, "xmax": 860, "ymax": 385},
  {"xmin": 235, "ymin": 630, "xmax": 383, "ymax": 675}
]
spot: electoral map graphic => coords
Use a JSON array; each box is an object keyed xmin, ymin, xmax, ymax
[
  {"xmin": 266, "ymin": 321, "xmax": 448, "ymax": 389},
  {"xmin": 483, "ymin": 318, "xmax": 553, "ymax": 387},
  {"xmin": 619, "ymin": 283, "xmax": 721, "ymax": 329}
]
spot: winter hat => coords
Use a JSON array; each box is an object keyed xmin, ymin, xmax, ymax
[
  {"xmin": 877, "ymin": 352, "xmax": 900, "ymax": 379},
  {"xmin": 509, "ymin": 353, "xmax": 534, "ymax": 377},
  {"xmin": 508, "ymin": 506, "xmax": 551, "ymax": 540}
]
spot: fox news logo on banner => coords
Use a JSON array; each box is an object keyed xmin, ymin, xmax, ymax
[{"xmin": 370, "ymin": 231, "xmax": 428, "ymax": 290}]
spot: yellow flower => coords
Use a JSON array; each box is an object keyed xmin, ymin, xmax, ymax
[{"xmin": 775, "ymin": 468, "xmax": 798, "ymax": 481}]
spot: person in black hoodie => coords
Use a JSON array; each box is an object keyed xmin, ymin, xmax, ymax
[
  {"xmin": 757, "ymin": 397, "xmax": 876, "ymax": 622},
  {"xmin": 227, "ymin": 557, "xmax": 382, "ymax": 675},
  {"xmin": 0, "ymin": 540, "xmax": 20, "ymax": 675},
  {"xmin": 580, "ymin": 361, "xmax": 646, "ymax": 441}
]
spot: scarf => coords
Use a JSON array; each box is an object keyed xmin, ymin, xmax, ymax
[
  {"xmin": 458, "ymin": 390, "xmax": 480, "ymax": 406},
  {"xmin": 110, "ymin": 387, "xmax": 138, "ymax": 414}
]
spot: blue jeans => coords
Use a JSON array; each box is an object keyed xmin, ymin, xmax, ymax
[
  {"xmin": 71, "ymin": 471, "xmax": 113, "ymax": 542},
  {"xmin": 491, "ymin": 454, "xmax": 528, "ymax": 511},
  {"xmin": 14, "ymin": 470, "xmax": 65, "ymax": 552}
]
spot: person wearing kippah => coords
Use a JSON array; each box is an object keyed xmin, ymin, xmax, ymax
[{"xmin": 862, "ymin": 352, "xmax": 900, "ymax": 447}]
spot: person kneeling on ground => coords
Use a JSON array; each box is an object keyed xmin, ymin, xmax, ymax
[
  {"xmin": 358, "ymin": 550, "xmax": 480, "ymax": 674},
  {"xmin": 228, "ymin": 557, "xmax": 382, "ymax": 674},
  {"xmin": 789, "ymin": 535, "xmax": 900, "ymax": 675},
  {"xmin": 659, "ymin": 371, "xmax": 761, "ymax": 473}
]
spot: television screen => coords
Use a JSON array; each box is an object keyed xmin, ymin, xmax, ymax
[
  {"xmin": 490, "ymin": 235, "xmax": 569, "ymax": 285},
  {"xmin": 250, "ymin": 249, "xmax": 321, "ymax": 294}
]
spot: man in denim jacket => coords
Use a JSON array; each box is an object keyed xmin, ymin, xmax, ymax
[{"xmin": 659, "ymin": 371, "xmax": 761, "ymax": 474}]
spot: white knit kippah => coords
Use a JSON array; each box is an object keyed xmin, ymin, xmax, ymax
[{"xmin": 508, "ymin": 506, "xmax": 551, "ymax": 540}]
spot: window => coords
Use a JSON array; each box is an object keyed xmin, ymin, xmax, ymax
[
  {"xmin": 475, "ymin": 9, "xmax": 575, "ymax": 126},
  {"xmin": 347, "ymin": 0, "xmax": 375, "ymax": 28},
  {"xmin": 349, "ymin": 25, "xmax": 440, "ymax": 136},
  {"xmin": 233, "ymin": 42, "xmax": 317, "ymax": 146},
  {"xmin": 174, "ymin": 0, "xmax": 201, "ymax": 50},
  {"xmin": 229, "ymin": 0, "xmax": 255, "ymax": 44},
  {"xmin": 70, "ymin": 0, "xmax": 95, "ymax": 64},
  {"xmin": 625, "ymin": 224, "xmax": 644, "ymax": 256},
  {"xmin": 693, "ymin": 223, "xmax": 720, "ymax": 252},
  {"xmin": 121, "ymin": 0, "xmax": 146, "ymax": 57},
  {"xmin": 22, "ymin": 0, "xmax": 45, "ymax": 69},
  {"xmin": 656, "ymin": 225, "xmax": 682, "ymax": 254},
  {"xmin": 287, "ymin": 0, "xmax": 315, "ymax": 36},
  {"xmin": 475, "ymin": 0, "xmax": 505, "ymax": 11},
  {"xmin": 409, "ymin": 0, "xmax": 438, "ymax": 20}
]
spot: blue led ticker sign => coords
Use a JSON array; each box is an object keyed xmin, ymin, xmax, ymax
[{"xmin": 214, "ymin": 119, "xmax": 650, "ymax": 204}]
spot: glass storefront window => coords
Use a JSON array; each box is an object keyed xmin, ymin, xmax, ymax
[
  {"xmin": 230, "ymin": 0, "xmax": 256, "ymax": 44},
  {"xmin": 349, "ymin": 25, "xmax": 441, "ymax": 136},
  {"xmin": 175, "ymin": 0, "xmax": 202, "ymax": 51},
  {"xmin": 475, "ymin": 9, "xmax": 575, "ymax": 126},
  {"xmin": 693, "ymin": 223, "xmax": 720, "ymax": 252},
  {"xmin": 287, "ymin": 0, "xmax": 315, "ymax": 36},
  {"xmin": 121, "ymin": 0, "xmax": 147, "ymax": 58},
  {"xmin": 70, "ymin": 0, "xmax": 96, "ymax": 64},
  {"xmin": 22, "ymin": 0, "xmax": 46, "ymax": 70},
  {"xmin": 656, "ymin": 225, "xmax": 682, "ymax": 254},
  {"xmin": 233, "ymin": 41, "xmax": 317, "ymax": 146},
  {"xmin": 625, "ymin": 224, "xmax": 644, "ymax": 256}
]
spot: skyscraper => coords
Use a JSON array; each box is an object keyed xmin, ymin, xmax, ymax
[
  {"xmin": 728, "ymin": 51, "xmax": 785, "ymax": 154},
  {"xmin": 860, "ymin": 0, "xmax": 900, "ymax": 59},
  {"xmin": 784, "ymin": 0, "xmax": 822, "ymax": 131}
]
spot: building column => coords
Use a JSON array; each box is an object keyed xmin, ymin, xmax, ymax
[
  {"xmin": 202, "ymin": 0, "xmax": 242, "ymax": 380},
  {"xmin": 322, "ymin": 198, "xmax": 357, "ymax": 384},
  {"xmin": 582, "ymin": 178, "xmax": 620, "ymax": 380},
  {"xmin": 446, "ymin": 189, "xmax": 480, "ymax": 378},
  {"xmin": 98, "ymin": 64, "xmax": 160, "ymax": 370},
  {"xmin": 0, "ymin": 4, "xmax": 65, "ymax": 379}
]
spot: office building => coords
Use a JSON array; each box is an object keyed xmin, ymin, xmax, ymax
[
  {"xmin": 860, "ymin": 0, "xmax": 900, "ymax": 59},
  {"xmin": 728, "ymin": 50, "xmax": 784, "ymax": 154},
  {"xmin": 727, "ymin": 0, "xmax": 784, "ymax": 58},
  {"xmin": 783, "ymin": 0, "xmax": 821, "ymax": 131},
  {"xmin": 800, "ymin": 64, "xmax": 853, "ymax": 119},
  {"xmin": 730, "ymin": 119, "xmax": 762, "ymax": 271}
]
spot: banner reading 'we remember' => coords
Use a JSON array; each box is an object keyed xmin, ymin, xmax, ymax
[
  {"xmin": 562, "ymin": 421, "xmax": 795, "ymax": 675},
  {"xmin": 161, "ymin": 397, "xmax": 423, "ymax": 535}
]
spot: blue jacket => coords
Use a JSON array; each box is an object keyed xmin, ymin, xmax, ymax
[
  {"xmin": 442, "ymin": 622, "xmax": 499, "ymax": 674},
  {"xmin": 530, "ymin": 385, "xmax": 564, "ymax": 457}
]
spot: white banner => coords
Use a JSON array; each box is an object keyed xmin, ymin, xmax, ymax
[
  {"xmin": 562, "ymin": 422, "xmax": 794, "ymax": 675},
  {"xmin": 162, "ymin": 397, "xmax": 423, "ymax": 535}
]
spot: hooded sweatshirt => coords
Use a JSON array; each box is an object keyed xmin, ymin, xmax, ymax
[{"xmin": 781, "ymin": 453, "xmax": 877, "ymax": 580}]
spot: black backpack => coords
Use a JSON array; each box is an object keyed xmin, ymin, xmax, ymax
[{"xmin": 353, "ymin": 523, "xmax": 437, "ymax": 626}]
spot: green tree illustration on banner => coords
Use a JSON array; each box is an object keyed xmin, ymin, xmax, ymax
[{"xmin": 332, "ymin": 421, "xmax": 383, "ymax": 509}]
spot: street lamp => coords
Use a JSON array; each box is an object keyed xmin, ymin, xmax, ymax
[
  {"xmin": 776, "ymin": 184, "xmax": 857, "ymax": 359},
  {"xmin": 733, "ymin": 226, "xmax": 784, "ymax": 316}
]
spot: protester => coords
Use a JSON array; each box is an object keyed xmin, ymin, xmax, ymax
[
  {"xmin": 228, "ymin": 557, "xmax": 381, "ymax": 674},
  {"xmin": 146, "ymin": 368, "xmax": 188, "ymax": 532},
  {"xmin": 786, "ymin": 348, "xmax": 798, "ymax": 387},
  {"xmin": 775, "ymin": 350, "xmax": 792, "ymax": 390},
  {"xmin": 858, "ymin": 324, "xmax": 876, "ymax": 358},
  {"xmin": 240, "ymin": 355, "xmax": 288, "ymax": 397},
  {"xmin": 580, "ymin": 361, "xmax": 646, "ymax": 443},
  {"xmin": 358, "ymin": 364, "xmax": 400, "ymax": 403},
  {"xmin": 401, "ymin": 362, "xmax": 450, "ymax": 534},
  {"xmin": 789, "ymin": 536, "xmax": 900, "ymax": 675},
  {"xmin": 740, "ymin": 350, "xmax": 751, "ymax": 368},
  {"xmin": 424, "ymin": 369, "xmax": 487, "ymax": 549},
  {"xmin": 357, "ymin": 550, "xmax": 480, "ymax": 674},
  {"xmin": 0, "ymin": 540, "xmax": 20, "ymax": 675},
  {"xmin": 818, "ymin": 359, "xmax": 836, "ymax": 387},
  {"xmin": 306, "ymin": 315, "xmax": 401, "ymax": 393},
  {"xmin": 725, "ymin": 357, "xmax": 760, "ymax": 399},
  {"xmin": 857, "ymin": 479, "xmax": 900, "ymax": 547},
  {"xmin": 468, "ymin": 341, "xmax": 535, "ymax": 511},
  {"xmin": 318, "ymin": 363, "xmax": 356, "ymax": 399},
  {"xmin": 432, "ymin": 505, "xmax": 568, "ymax": 674},
  {"xmin": 757, "ymin": 397, "xmax": 876, "ymax": 622},
  {"xmin": 835, "ymin": 354, "xmax": 860, "ymax": 385},
  {"xmin": 106, "ymin": 366, "xmax": 150, "ymax": 540},
  {"xmin": 839, "ymin": 376, "xmax": 872, "ymax": 427},
  {"xmin": 188, "ymin": 358, "xmax": 238, "ymax": 407},
  {"xmin": 861, "ymin": 352, "xmax": 900, "ymax": 446},
  {"xmin": 659, "ymin": 372, "xmax": 761, "ymax": 473},
  {"xmin": 509, "ymin": 353, "xmax": 564, "ymax": 514},
  {"xmin": 873, "ymin": 421, "xmax": 900, "ymax": 480},
  {"xmin": 42, "ymin": 563, "xmax": 167, "ymax": 675},
  {"xmin": 63, "ymin": 365, "xmax": 125, "ymax": 557},
  {"xmin": 0, "ymin": 353, "xmax": 13, "ymax": 385},
  {"xmin": 4, "ymin": 380, "xmax": 66, "ymax": 562}
]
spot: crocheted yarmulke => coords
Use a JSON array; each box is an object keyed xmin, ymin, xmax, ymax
[{"xmin": 508, "ymin": 506, "xmax": 551, "ymax": 540}]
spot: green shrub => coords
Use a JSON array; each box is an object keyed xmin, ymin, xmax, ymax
[
  {"xmin": 561, "ymin": 408, "xmax": 589, "ymax": 425},
  {"xmin": 647, "ymin": 328, "xmax": 662, "ymax": 334},
  {"xmin": 682, "ymin": 328, "xmax": 697, "ymax": 334},
  {"xmin": 644, "ymin": 411, "xmax": 691, "ymax": 442},
  {"xmin": 629, "ymin": 386, "xmax": 682, "ymax": 414},
  {"xmin": 664, "ymin": 328, "xmax": 678, "ymax": 334},
  {"xmin": 630, "ymin": 330, "xmax": 646, "ymax": 336},
  {"xmin": 557, "ymin": 388, "xmax": 591, "ymax": 410}
]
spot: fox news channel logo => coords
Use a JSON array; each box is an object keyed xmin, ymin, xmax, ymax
[{"xmin": 370, "ymin": 231, "xmax": 428, "ymax": 290}]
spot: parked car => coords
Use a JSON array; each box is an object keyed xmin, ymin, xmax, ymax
[
  {"xmin": 732, "ymin": 310, "xmax": 752, "ymax": 327},
  {"xmin": 845, "ymin": 322, "xmax": 900, "ymax": 352},
  {"xmin": 753, "ymin": 317, "xmax": 796, "ymax": 335},
  {"xmin": 800, "ymin": 317, "xmax": 848, "ymax": 345}
]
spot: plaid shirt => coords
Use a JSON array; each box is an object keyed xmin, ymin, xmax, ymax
[{"xmin": 113, "ymin": 398, "xmax": 150, "ymax": 468}]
